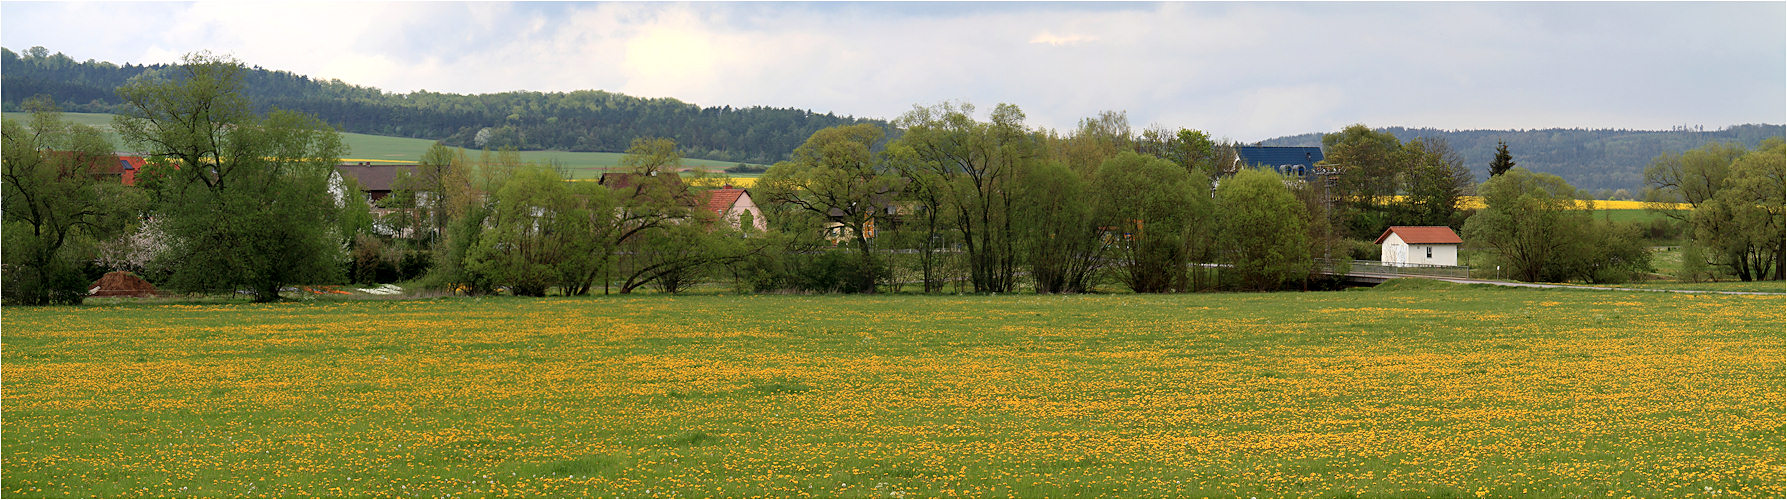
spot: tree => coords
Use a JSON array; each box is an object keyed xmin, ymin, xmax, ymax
[
  {"xmin": 1400, "ymin": 136, "xmax": 1473, "ymax": 227},
  {"xmin": 463, "ymin": 166, "xmax": 607, "ymax": 296},
  {"xmin": 2, "ymin": 98, "xmax": 142, "ymax": 305},
  {"xmin": 759, "ymin": 124, "xmax": 897, "ymax": 293},
  {"xmin": 1012, "ymin": 160, "xmax": 1105, "ymax": 293},
  {"xmin": 890, "ymin": 102, "xmax": 1037, "ymax": 293},
  {"xmin": 621, "ymin": 137, "xmax": 681, "ymax": 175},
  {"xmin": 1642, "ymin": 141, "xmax": 1745, "ymax": 221},
  {"xmin": 114, "ymin": 53, "xmax": 348, "ymax": 301},
  {"xmin": 1693, "ymin": 139, "xmax": 1785, "ymax": 281},
  {"xmin": 1461, "ymin": 168, "xmax": 1591, "ymax": 282},
  {"xmin": 1319, "ymin": 124, "xmax": 1404, "ymax": 238},
  {"xmin": 1488, "ymin": 140, "xmax": 1516, "ymax": 177},
  {"xmin": 1091, "ymin": 152, "xmax": 1209, "ymax": 292},
  {"xmin": 1214, "ymin": 169, "xmax": 1310, "ymax": 290}
]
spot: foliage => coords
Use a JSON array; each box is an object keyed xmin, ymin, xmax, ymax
[
  {"xmin": 1265, "ymin": 124, "xmax": 1784, "ymax": 192},
  {"xmin": 113, "ymin": 53, "xmax": 347, "ymax": 302},
  {"xmin": 1399, "ymin": 137, "xmax": 1473, "ymax": 227},
  {"xmin": 1690, "ymin": 139, "xmax": 1785, "ymax": 281},
  {"xmin": 1012, "ymin": 160, "xmax": 1105, "ymax": 293},
  {"xmin": 1461, "ymin": 168, "xmax": 1592, "ymax": 282},
  {"xmin": 462, "ymin": 166, "xmax": 606, "ymax": 296},
  {"xmin": 1, "ymin": 99, "xmax": 142, "ymax": 305},
  {"xmin": 759, "ymin": 124, "xmax": 897, "ymax": 293},
  {"xmin": 889, "ymin": 102, "xmax": 1038, "ymax": 293},
  {"xmin": 1214, "ymin": 169, "xmax": 1310, "ymax": 290},
  {"xmin": 3, "ymin": 46, "xmax": 885, "ymax": 164},
  {"xmin": 1091, "ymin": 152, "xmax": 1209, "ymax": 292}
]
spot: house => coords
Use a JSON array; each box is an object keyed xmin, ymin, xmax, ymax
[
  {"xmin": 334, "ymin": 163, "xmax": 421, "ymax": 203},
  {"xmin": 1232, "ymin": 146, "xmax": 1325, "ymax": 180},
  {"xmin": 598, "ymin": 171, "xmax": 701, "ymax": 208},
  {"xmin": 1375, "ymin": 226, "xmax": 1462, "ymax": 266},
  {"xmin": 106, "ymin": 155, "xmax": 146, "ymax": 186},
  {"xmin": 704, "ymin": 185, "xmax": 768, "ymax": 232}
]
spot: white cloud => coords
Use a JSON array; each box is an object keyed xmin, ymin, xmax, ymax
[
  {"xmin": 2, "ymin": 2, "xmax": 1781, "ymax": 141},
  {"xmin": 1029, "ymin": 33, "xmax": 1098, "ymax": 47}
]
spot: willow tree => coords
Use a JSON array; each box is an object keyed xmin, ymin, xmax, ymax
[{"xmin": 888, "ymin": 102, "xmax": 1038, "ymax": 293}]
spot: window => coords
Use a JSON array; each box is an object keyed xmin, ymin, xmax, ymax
[{"xmin": 1426, "ymin": 246, "xmax": 1433, "ymax": 259}]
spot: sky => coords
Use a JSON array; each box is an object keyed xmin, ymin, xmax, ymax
[{"xmin": 3, "ymin": 1, "xmax": 1783, "ymax": 142}]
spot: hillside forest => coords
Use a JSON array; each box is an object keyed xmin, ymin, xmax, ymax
[{"xmin": 4, "ymin": 46, "xmax": 1782, "ymax": 192}]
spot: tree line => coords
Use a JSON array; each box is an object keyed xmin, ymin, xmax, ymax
[
  {"xmin": 1, "ymin": 46, "xmax": 882, "ymax": 164},
  {"xmin": 5, "ymin": 53, "xmax": 1780, "ymax": 305},
  {"xmin": 1262, "ymin": 124, "xmax": 1784, "ymax": 193}
]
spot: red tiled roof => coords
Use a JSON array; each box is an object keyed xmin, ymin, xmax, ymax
[
  {"xmin": 1374, "ymin": 226, "xmax": 1463, "ymax": 245},
  {"xmin": 116, "ymin": 155, "xmax": 145, "ymax": 186},
  {"xmin": 706, "ymin": 188, "xmax": 746, "ymax": 215}
]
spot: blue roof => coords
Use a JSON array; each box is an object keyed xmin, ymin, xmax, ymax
[{"xmin": 1235, "ymin": 146, "xmax": 1323, "ymax": 171}]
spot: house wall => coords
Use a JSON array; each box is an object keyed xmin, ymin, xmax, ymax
[
  {"xmin": 1380, "ymin": 233, "xmax": 1459, "ymax": 266},
  {"xmin": 724, "ymin": 191, "xmax": 769, "ymax": 232}
]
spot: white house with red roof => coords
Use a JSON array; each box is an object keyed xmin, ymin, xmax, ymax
[
  {"xmin": 704, "ymin": 185, "xmax": 767, "ymax": 232},
  {"xmin": 1375, "ymin": 226, "xmax": 1462, "ymax": 266}
]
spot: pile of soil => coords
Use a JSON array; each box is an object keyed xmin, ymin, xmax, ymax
[{"xmin": 87, "ymin": 271, "xmax": 161, "ymax": 298}]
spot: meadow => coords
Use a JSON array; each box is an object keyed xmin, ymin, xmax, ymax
[{"xmin": 2, "ymin": 283, "xmax": 1781, "ymax": 498}]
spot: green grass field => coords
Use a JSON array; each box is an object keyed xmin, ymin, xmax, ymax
[
  {"xmin": 3, "ymin": 284, "xmax": 1781, "ymax": 498},
  {"xmin": 1, "ymin": 112, "xmax": 759, "ymax": 180}
]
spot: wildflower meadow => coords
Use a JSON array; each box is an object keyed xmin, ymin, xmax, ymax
[{"xmin": 2, "ymin": 283, "xmax": 1781, "ymax": 498}]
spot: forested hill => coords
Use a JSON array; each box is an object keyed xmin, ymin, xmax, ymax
[
  {"xmin": 1258, "ymin": 125, "xmax": 1784, "ymax": 192},
  {"xmin": 1, "ymin": 47, "xmax": 884, "ymax": 164}
]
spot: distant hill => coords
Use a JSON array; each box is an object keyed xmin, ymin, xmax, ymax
[
  {"xmin": 1256, "ymin": 125, "xmax": 1784, "ymax": 192},
  {"xmin": 1, "ymin": 46, "xmax": 886, "ymax": 165}
]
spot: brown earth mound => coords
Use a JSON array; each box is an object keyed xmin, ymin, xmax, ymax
[{"xmin": 88, "ymin": 271, "xmax": 161, "ymax": 298}]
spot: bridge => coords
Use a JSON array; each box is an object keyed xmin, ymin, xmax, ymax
[{"xmin": 1313, "ymin": 258, "xmax": 1472, "ymax": 285}]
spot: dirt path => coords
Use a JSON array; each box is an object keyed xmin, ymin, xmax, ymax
[{"xmin": 1425, "ymin": 276, "xmax": 1785, "ymax": 296}]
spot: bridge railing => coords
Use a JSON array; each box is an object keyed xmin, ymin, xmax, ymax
[{"xmin": 1314, "ymin": 258, "xmax": 1472, "ymax": 279}]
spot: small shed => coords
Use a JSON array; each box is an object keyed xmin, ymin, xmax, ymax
[{"xmin": 1375, "ymin": 226, "xmax": 1462, "ymax": 266}]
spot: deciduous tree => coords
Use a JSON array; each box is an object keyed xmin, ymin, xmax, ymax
[
  {"xmin": 1214, "ymin": 168, "xmax": 1310, "ymax": 290},
  {"xmin": 114, "ymin": 53, "xmax": 347, "ymax": 301},
  {"xmin": 2, "ymin": 98, "xmax": 143, "ymax": 304}
]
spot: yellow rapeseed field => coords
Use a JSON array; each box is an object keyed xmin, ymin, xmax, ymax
[{"xmin": 2, "ymin": 287, "xmax": 1780, "ymax": 497}]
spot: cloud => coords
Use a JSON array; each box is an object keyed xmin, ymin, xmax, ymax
[
  {"xmin": 1029, "ymin": 32, "xmax": 1098, "ymax": 47},
  {"xmin": 2, "ymin": 2, "xmax": 1781, "ymax": 141}
]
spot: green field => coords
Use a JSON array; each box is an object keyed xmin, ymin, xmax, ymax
[
  {"xmin": 1, "ymin": 112, "xmax": 758, "ymax": 180},
  {"xmin": 3, "ymin": 284, "xmax": 1781, "ymax": 498}
]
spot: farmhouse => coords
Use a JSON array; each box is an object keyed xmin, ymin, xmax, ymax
[
  {"xmin": 704, "ymin": 185, "xmax": 768, "ymax": 232},
  {"xmin": 333, "ymin": 163, "xmax": 421, "ymax": 202},
  {"xmin": 1375, "ymin": 226, "xmax": 1462, "ymax": 267}
]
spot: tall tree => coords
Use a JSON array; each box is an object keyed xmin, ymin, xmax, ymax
[
  {"xmin": 1012, "ymin": 159, "xmax": 1105, "ymax": 293},
  {"xmin": 1488, "ymin": 140, "xmax": 1516, "ymax": 177},
  {"xmin": 1318, "ymin": 124, "xmax": 1404, "ymax": 238},
  {"xmin": 114, "ymin": 53, "xmax": 347, "ymax": 301},
  {"xmin": 1461, "ymin": 168, "xmax": 1591, "ymax": 282},
  {"xmin": 889, "ymin": 102, "xmax": 1037, "ymax": 293},
  {"xmin": 1642, "ymin": 141, "xmax": 1745, "ymax": 221},
  {"xmin": 2, "ymin": 98, "xmax": 143, "ymax": 305},
  {"xmin": 1400, "ymin": 136, "xmax": 1473, "ymax": 227},
  {"xmin": 1214, "ymin": 168, "xmax": 1310, "ymax": 290},
  {"xmin": 1692, "ymin": 139, "xmax": 1785, "ymax": 281},
  {"xmin": 760, "ymin": 124, "xmax": 897, "ymax": 293},
  {"xmin": 1091, "ymin": 152, "xmax": 1209, "ymax": 293}
]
